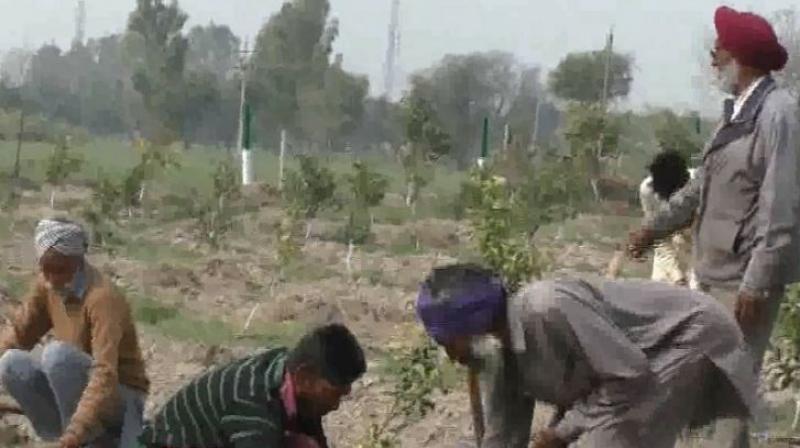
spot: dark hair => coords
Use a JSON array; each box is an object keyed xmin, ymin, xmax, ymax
[
  {"xmin": 287, "ymin": 324, "xmax": 366, "ymax": 387},
  {"xmin": 423, "ymin": 263, "xmax": 505, "ymax": 304},
  {"xmin": 648, "ymin": 150, "xmax": 690, "ymax": 201}
]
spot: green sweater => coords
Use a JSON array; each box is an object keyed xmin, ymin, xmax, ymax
[{"xmin": 139, "ymin": 348, "xmax": 326, "ymax": 448}]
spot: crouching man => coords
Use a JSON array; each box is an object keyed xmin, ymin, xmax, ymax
[
  {"xmin": 416, "ymin": 264, "xmax": 757, "ymax": 448},
  {"xmin": 0, "ymin": 218, "xmax": 149, "ymax": 448},
  {"xmin": 139, "ymin": 323, "xmax": 366, "ymax": 448}
]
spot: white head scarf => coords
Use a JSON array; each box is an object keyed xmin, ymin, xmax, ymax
[{"xmin": 34, "ymin": 218, "xmax": 88, "ymax": 261}]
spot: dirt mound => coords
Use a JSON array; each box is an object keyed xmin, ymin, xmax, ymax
[{"xmin": 145, "ymin": 264, "xmax": 201, "ymax": 290}]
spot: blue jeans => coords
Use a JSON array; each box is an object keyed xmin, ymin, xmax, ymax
[{"xmin": 0, "ymin": 341, "xmax": 145, "ymax": 448}]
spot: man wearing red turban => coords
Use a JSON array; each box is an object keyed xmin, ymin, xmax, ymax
[{"xmin": 629, "ymin": 6, "xmax": 799, "ymax": 447}]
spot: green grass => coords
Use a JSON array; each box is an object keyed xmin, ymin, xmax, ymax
[
  {"xmin": 117, "ymin": 236, "xmax": 199, "ymax": 265},
  {"xmin": 130, "ymin": 294, "xmax": 304, "ymax": 347}
]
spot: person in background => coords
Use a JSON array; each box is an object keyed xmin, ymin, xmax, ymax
[
  {"xmin": 638, "ymin": 150, "xmax": 698, "ymax": 289},
  {"xmin": 416, "ymin": 263, "xmax": 756, "ymax": 448},
  {"xmin": 0, "ymin": 218, "xmax": 149, "ymax": 448},
  {"xmin": 628, "ymin": 6, "xmax": 800, "ymax": 446},
  {"xmin": 139, "ymin": 323, "xmax": 366, "ymax": 448}
]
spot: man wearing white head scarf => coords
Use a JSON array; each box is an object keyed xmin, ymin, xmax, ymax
[
  {"xmin": 0, "ymin": 218, "xmax": 149, "ymax": 448},
  {"xmin": 34, "ymin": 218, "xmax": 88, "ymax": 260}
]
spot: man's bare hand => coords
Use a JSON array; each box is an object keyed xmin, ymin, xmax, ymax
[
  {"xmin": 626, "ymin": 228, "xmax": 656, "ymax": 260},
  {"xmin": 58, "ymin": 432, "xmax": 80, "ymax": 448},
  {"xmin": 531, "ymin": 429, "xmax": 567, "ymax": 448}
]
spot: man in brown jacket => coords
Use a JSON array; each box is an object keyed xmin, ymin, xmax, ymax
[
  {"xmin": 0, "ymin": 218, "xmax": 149, "ymax": 448},
  {"xmin": 629, "ymin": 6, "xmax": 799, "ymax": 447}
]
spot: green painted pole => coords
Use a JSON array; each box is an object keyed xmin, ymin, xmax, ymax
[
  {"xmin": 242, "ymin": 103, "xmax": 252, "ymax": 150},
  {"xmin": 481, "ymin": 117, "xmax": 489, "ymax": 159}
]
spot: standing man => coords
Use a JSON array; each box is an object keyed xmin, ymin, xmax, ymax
[
  {"xmin": 639, "ymin": 150, "xmax": 698, "ymax": 288},
  {"xmin": 629, "ymin": 6, "xmax": 799, "ymax": 446},
  {"xmin": 415, "ymin": 264, "xmax": 756, "ymax": 448},
  {"xmin": 0, "ymin": 218, "xmax": 149, "ymax": 448}
]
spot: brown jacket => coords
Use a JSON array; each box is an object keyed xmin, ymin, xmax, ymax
[{"xmin": 0, "ymin": 263, "xmax": 149, "ymax": 441}]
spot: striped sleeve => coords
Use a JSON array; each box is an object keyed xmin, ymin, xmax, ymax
[{"xmin": 220, "ymin": 399, "xmax": 283, "ymax": 448}]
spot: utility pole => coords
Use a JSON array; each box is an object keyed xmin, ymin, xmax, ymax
[
  {"xmin": 236, "ymin": 38, "xmax": 255, "ymax": 186},
  {"xmin": 73, "ymin": 0, "xmax": 86, "ymax": 48},
  {"xmin": 13, "ymin": 110, "xmax": 24, "ymax": 180},
  {"xmin": 383, "ymin": 0, "xmax": 401, "ymax": 99},
  {"xmin": 593, "ymin": 27, "xmax": 614, "ymax": 202},
  {"xmin": 601, "ymin": 27, "xmax": 614, "ymax": 111}
]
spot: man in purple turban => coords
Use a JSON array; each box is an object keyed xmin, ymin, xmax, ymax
[{"xmin": 417, "ymin": 264, "xmax": 756, "ymax": 447}]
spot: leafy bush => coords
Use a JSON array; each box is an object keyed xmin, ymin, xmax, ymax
[
  {"xmin": 340, "ymin": 161, "xmax": 388, "ymax": 244},
  {"xmin": 358, "ymin": 338, "xmax": 446, "ymax": 448},
  {"xmin": 283, "ymin": 155, "xmax": 338, "ymax": 239}
]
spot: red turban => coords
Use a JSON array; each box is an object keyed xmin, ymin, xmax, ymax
[{"xmin": 714, "ymin": 6, "xmax": 788, "ymax": 71}]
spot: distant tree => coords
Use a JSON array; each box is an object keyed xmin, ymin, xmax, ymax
[
  {"xmin": 1, "ymin": 49, "xmax": 33, "ymax": 87},
  {"xmin": 251, "ymin": 0, "xmax": 331, "ymax": 141},
  {"xmin": 352, "ymin": 97, "xmax": 403, "ymax": 153},
  {"xmin": 548, "ymin": 50, "xmax": 633, "ymax": 103},
  {"xmin": 186, "ymin": 23, "xmax": 241, "ymax": 81},
  {"xmin": 408, "ymin": 51, "xmax": 524, "ymax": 166},
  {"xmin": 654, "ymin": 110, "xmax": 702, "ymax": 162},
  {"xmin": 251, "ymin": 0, "xmax": 367, "ymax": 149},
  {"xmin": 400, "ymin": 93, "xmax": 450, "ymax": 210},
  {"xmin": 124, "ymin": 0, "xmax": 189, "ymax": 144},
  {"xmin": 182, "ymin": 70, "xmax": 221, "ymax": 148}
]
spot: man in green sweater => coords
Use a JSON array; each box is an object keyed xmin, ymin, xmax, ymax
[{"xmin": 139, "ymin": 323, "xmax": 366, "ymax": 448}]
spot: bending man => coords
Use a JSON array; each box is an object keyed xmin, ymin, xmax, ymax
[
  {"xmin": 416, "ymin": 264, "xmax": 756, "ymax": 447},
  {"xmin": 139, "ymin": 323, "xmax": 366, "ymax": 448}
]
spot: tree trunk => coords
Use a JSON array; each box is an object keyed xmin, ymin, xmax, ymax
[
  {"xmin": 305, "ymin": 220, "xmax": 313, "ymax": 241},
  {"xmin": 49, "ymin": 187, "xmax": 56, "ymax": 209},
  {"xmin": 13, "ymin": 111, "xmax": 25, "ymax": 180},
  {"xmin": 405, "ymin": 180, "xmax": 417, "ymax": 208},
  {"xmin": 590, "ymin": 177, "xmax": 601, "ymax": 203}
]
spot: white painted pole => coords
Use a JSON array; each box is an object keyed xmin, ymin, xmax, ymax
[
  {"xmin": 242, "ymin": 149, "xmax": 253, "ymax": 186},
  {"xmin": 278, "ymin": 129, "xmax": 287, "ymax": 191},
  {"xmin": 238, "ymin": 39, "xmax": 251, "ymax": 186}
]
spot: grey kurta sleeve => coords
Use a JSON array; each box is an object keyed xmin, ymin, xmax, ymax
[
  {"xmin": 549, "ymin": 297, "xmax": 652, "ymax": 443},
  {"xmin": 741, "ymin": 97, "xmax": 800, "ymax": 293},
  {"xmin": 642, "ymin": 167, "xmax": 703, "ymax": 239},
  {"xmin": 476, "ymin": 338, "xmax": 535, "ymax": 448}
]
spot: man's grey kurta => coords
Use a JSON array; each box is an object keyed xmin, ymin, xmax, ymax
[{"xmin": 479, "ymin": 279, "xmax": 756, "ymax": 448}]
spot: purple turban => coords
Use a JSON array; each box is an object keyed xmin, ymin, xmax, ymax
[{"xmin": 416, "ymin": 273, "xmax": 506, "ymax": 343}]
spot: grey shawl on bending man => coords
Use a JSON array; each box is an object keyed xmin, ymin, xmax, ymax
[{"xmin": 478, "ymin": 279, "xmax": 756, "ymax": 447}]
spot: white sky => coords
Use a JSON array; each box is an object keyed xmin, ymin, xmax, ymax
[{"xmin": 0, "ymin": 0, "xmax": 797, "ymax": 115}]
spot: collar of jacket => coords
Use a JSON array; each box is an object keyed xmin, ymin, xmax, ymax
[{"xmin": 705, "ymin": 77, "xmax": 776, "ymax": 159}]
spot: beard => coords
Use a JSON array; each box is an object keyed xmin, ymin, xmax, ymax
[
  {"xmin": 466, "ymin": 334, "xmax": 505, "ymax": 373},
  {"xmin": 713, "ymin": 60, "xmax": 740, "ymax": 95}
]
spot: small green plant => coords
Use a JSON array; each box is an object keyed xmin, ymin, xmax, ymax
[
  {"xmin": 283, "ymin": 155, "xmax": 338, "ymax": 241},
  {"xmin": 466, "ymin": 167, "xmax": 540, "ymax": 292},
  {"xmin": 358, "ymin": 338, "xmax": 446, "ymax": 448},
  {"xmin": 341, "ymin": 161, "xmax": 388, "ymax": 245},
  {"xmin": 195, "ymin": 159, "xmax": 241, "ymax": 249},
  {"xmin": 765, "ymin": 286, "xmax": 800, "ymax": 392},
  {"xmin": 44, "ymin": 136, "xmax": 84, "ymax": 208},
  {"xmin": 124, "ymin": 143, "xmax": 181, "ymax": 216}
]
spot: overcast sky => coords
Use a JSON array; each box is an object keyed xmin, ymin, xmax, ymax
[{"xmin": 0, "ymin": 0, "xmax": 797, "ymax": 115}]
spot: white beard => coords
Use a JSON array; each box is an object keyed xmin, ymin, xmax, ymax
[{"xmin": 714, "ymin": 60, "xmax": 740, "ymax": 95}]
